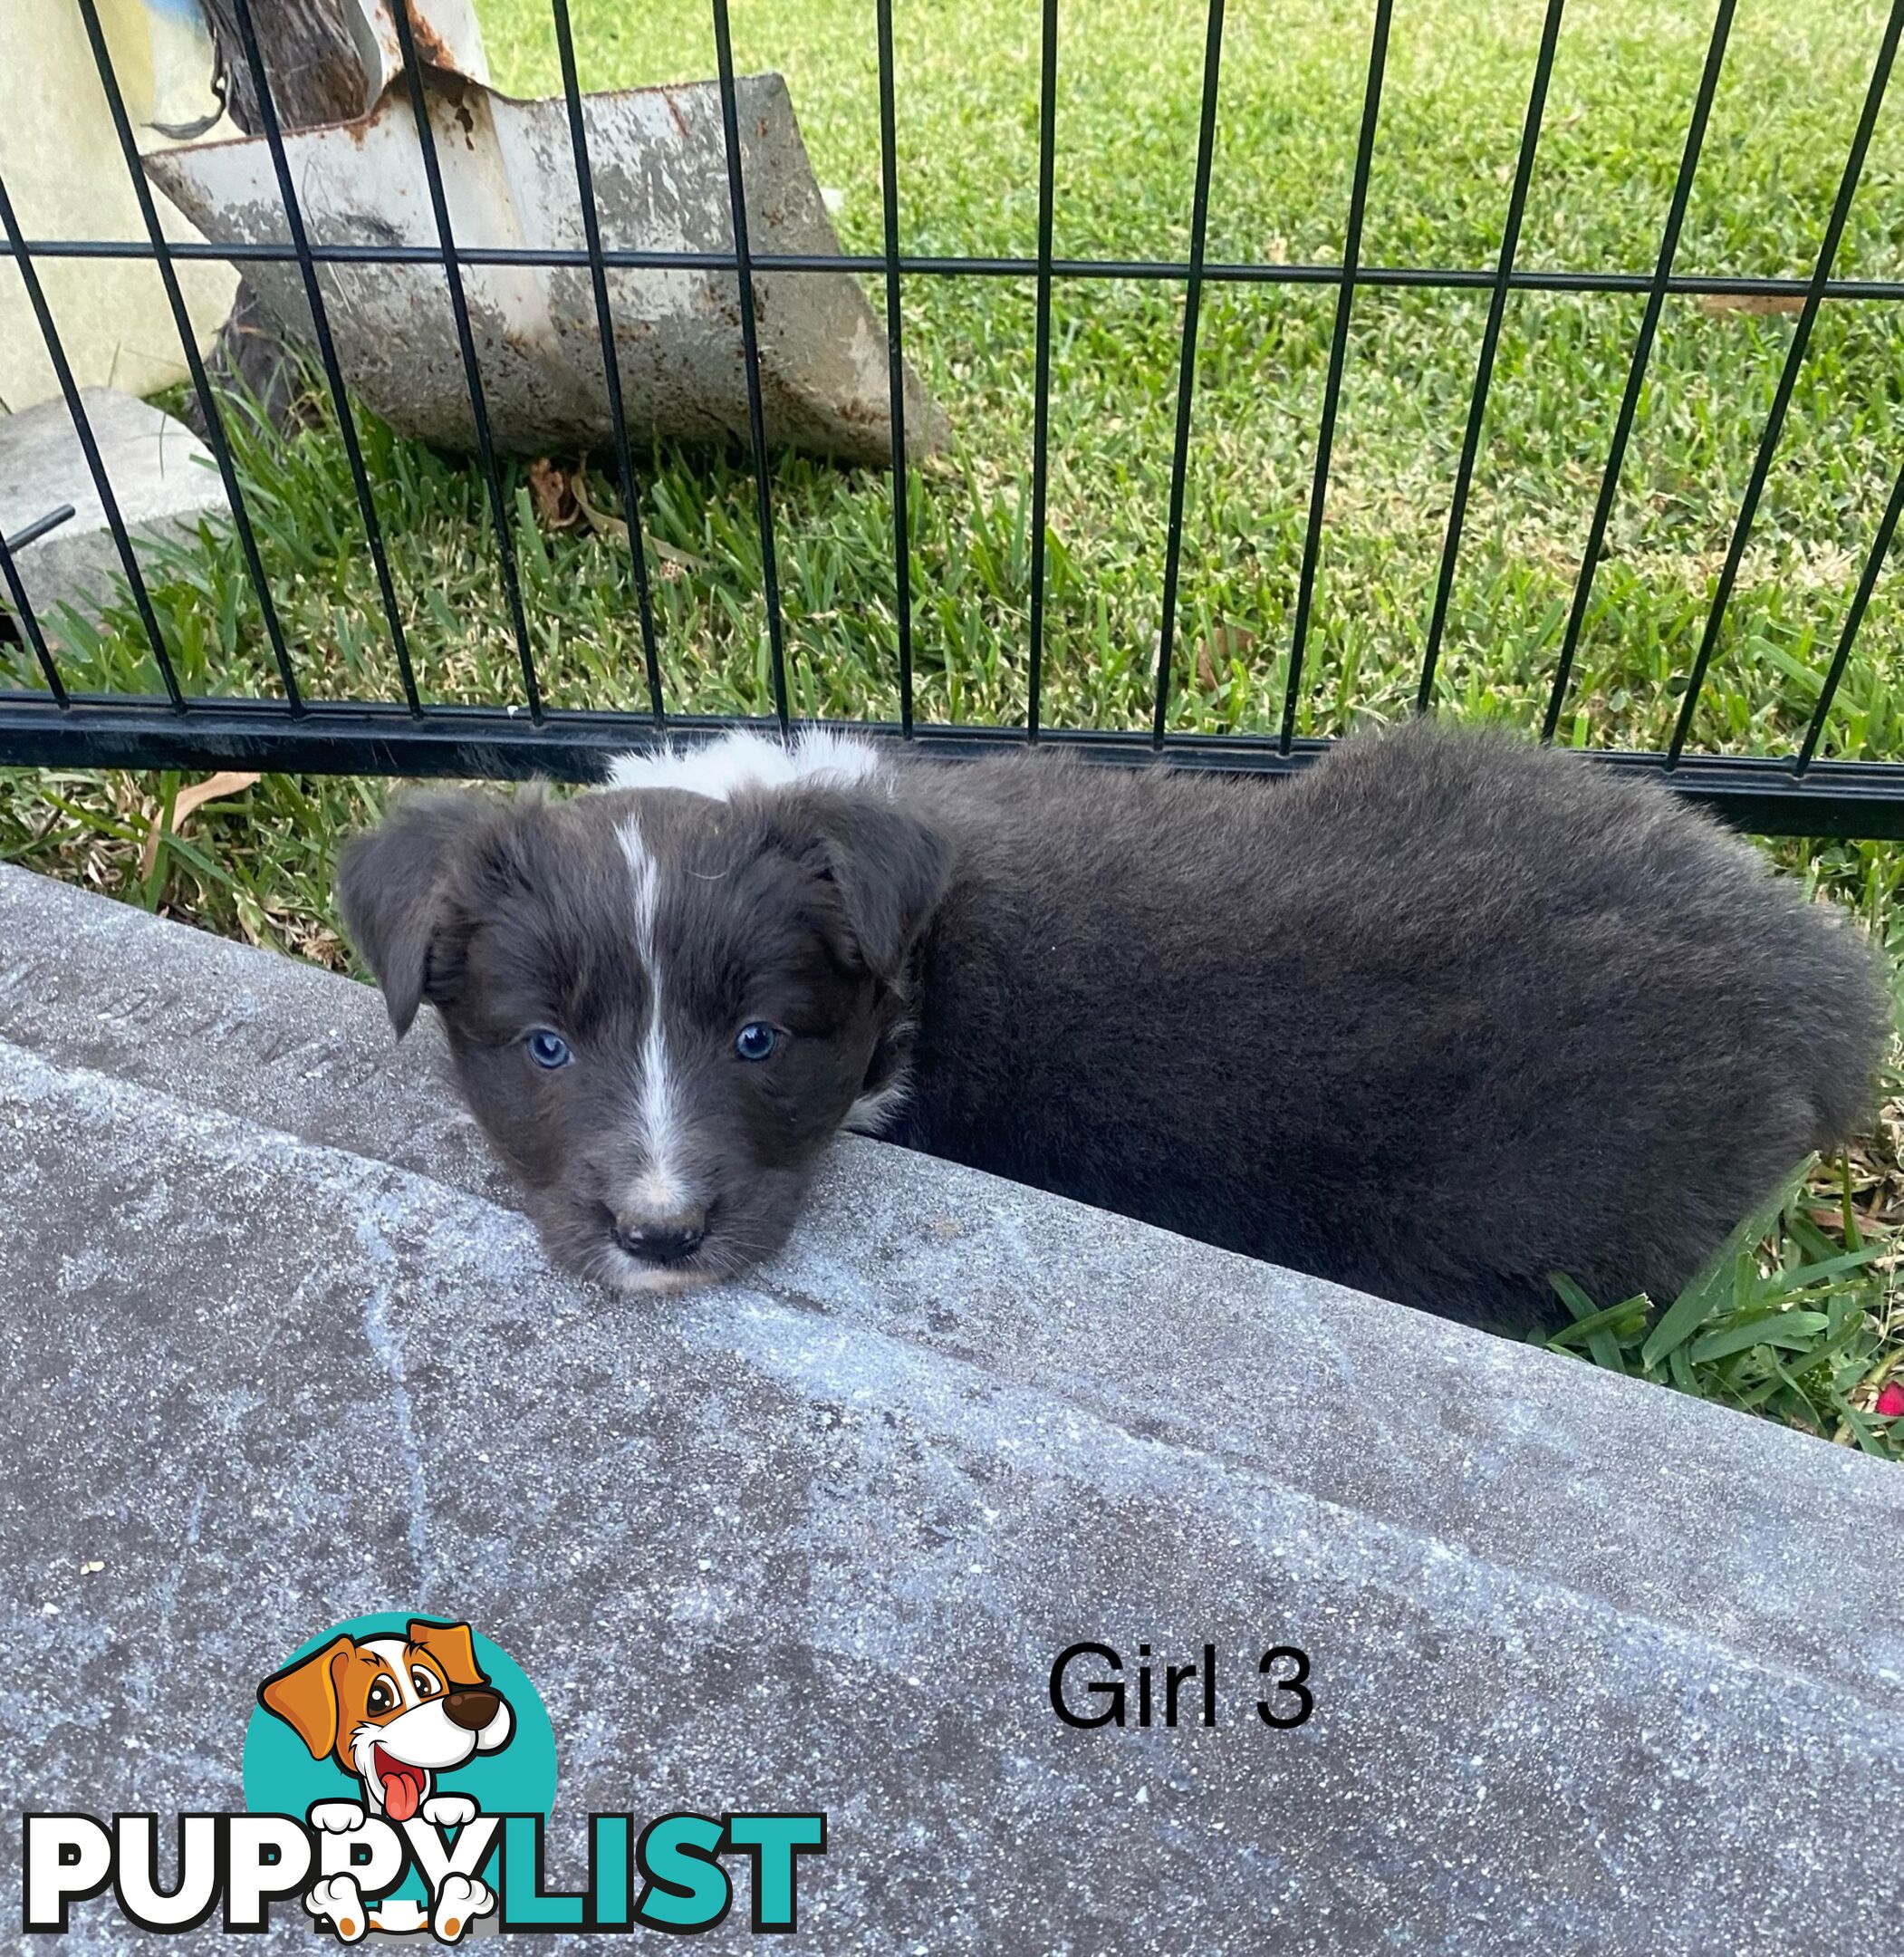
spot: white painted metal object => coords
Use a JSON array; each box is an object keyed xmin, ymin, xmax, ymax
[{"xmin": 145, "ymin": 69, "xmax": 947, "ymax": 467}]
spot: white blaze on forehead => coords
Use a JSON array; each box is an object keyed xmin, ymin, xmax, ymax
[
  {"xmin": 618, "ymin": 813, "xmax": 688, "ymax": 1215},
  {"xmin": 361, "ymin": 1637, "xmax": 421, "ymax": 1708},
  {"xmin": 606, "ymin": 727, "xmax": 885, "ymax": 801}
]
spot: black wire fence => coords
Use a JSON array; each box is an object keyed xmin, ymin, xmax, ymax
[{"xmin": 2, "ymin": 0, "xmax": 1903, "ymax": 835}]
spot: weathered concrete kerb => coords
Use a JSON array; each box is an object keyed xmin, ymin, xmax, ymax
[{"xmin": 3, "ymin": 863, "xmax": 1902, "ymax": 1953}]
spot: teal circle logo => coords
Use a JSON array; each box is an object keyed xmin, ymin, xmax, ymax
[{"xmin": 243, "ymin": 1614, "xmax": 556, "ymax": 1823}]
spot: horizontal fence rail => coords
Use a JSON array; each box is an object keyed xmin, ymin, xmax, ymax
[
  {"xmin": 3, "ymin": 697, "xmax": 1903, "ymax": 840},
  {"xmin": 14, "ymin": 238, "xmax": 1904, "ymax": 302},
  {"xmin": 1, "ymin": 0, "xmax": 1902, "ymax": 840}
]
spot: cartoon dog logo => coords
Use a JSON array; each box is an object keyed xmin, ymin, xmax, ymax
[{"xmin": 258, "ymin": 1618, "xmax": 514, "ymax": 1941}]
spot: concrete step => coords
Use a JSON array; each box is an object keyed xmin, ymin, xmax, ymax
[
  {"xmin": 0, "ymin": 389, "xmax": 229, "ymax": 638},
  {"xmin": 3, "ymin": 863, "xmax": 1900, "ymax": 1952}
]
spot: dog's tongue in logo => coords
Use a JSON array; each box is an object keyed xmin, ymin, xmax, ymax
[{"xmin": 375, "ymin": 1744, "xmax": 428, "ymax": 1821}]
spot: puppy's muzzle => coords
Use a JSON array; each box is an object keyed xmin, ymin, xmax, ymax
[{"xmin": 614, "ymin": 1205, "xmax": 707, "ymax": 1268}]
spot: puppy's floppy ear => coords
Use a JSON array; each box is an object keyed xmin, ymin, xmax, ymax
[
  {"xmin": 406, "ymin": 1618, "xmax": 486, "ymax": 1688},
  {"xmin": 257, "ymin": 1634, "xmax": 354, "ymax": 1760},
  {"xmin": 336, "ymin": 792, "xmax": 492, "ymax": 1036},
  {"xmin": 784, "ymin": 791, "xmax": 950, "ymax": 984}
]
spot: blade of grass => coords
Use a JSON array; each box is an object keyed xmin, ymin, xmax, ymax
[{"xmin": 1640, "ymin": 1159, "xmax": 1817, "ymax": 1369}]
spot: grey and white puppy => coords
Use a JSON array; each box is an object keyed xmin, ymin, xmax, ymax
[{"xmin": 337, "ymin": 722, "xmax": 1889, "ymax": 1331}]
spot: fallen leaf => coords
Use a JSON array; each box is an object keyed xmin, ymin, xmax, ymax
[
  {"xmin": 570, "ymin": 469, "xmax": 710, "ymax": 570},
  {"xmin": 1197, "ymin": 622, "xmax": 1255, "ymax": 691},
  {"xmin": 139, "ymin": 771, "xmax": 261, "ymax": 879},
  {"xmin": 1697, "ymin": 292, "xmax": 1806, "ymax": 317},
  {"xmin": 651, "ymin": 536, "xmax": 709, "ymax": 572},
  {"xmin": 569, "ymin": 468, "xmax": 630, "ymax": 543},
  {"xmin": 528, "ymin": 458, "xmax": 581, "ymax": 529},
  {"xmin": 172, "ymin": 771, "xmax": 262, "ymax": 826}
]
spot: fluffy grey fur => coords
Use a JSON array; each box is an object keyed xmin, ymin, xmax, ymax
[{"xmin": 337, "ymin": 723, "xmax": 1890, "ymax": 1332}]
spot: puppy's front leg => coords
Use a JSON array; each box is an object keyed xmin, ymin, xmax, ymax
[
  {"xmin": 430, "ymin": 1872, "xmax": 495, "ymax": 1944},
  {"xmin": 421, "ymin": 1793, "xmax": 477, "ymax": 1829},
  {"xmin": 303, "ymin": 1873, "xmax": 370, "ymax": 1943}
]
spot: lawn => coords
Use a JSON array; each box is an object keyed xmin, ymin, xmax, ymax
[{"xmin": 5, "ymin": 0, "xmax": 1904, "ymax": 1443}]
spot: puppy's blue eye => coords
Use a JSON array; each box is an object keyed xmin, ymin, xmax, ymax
[
  {"xmin": 527, "ymin": 1028, "xmax": 572, "ymax": 1070},
  {"xmin": 736, "ymin": 1021, "xmax": 780, "ymax": 1062}
]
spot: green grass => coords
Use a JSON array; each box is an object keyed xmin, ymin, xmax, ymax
[
  {"xmin": 1540, "ymin": 1155, "xmax": 1904, "ymax": 1447},
  {"xmin": 5, "ymin": 0, "xmax": 1904, "ymax": 1446}
]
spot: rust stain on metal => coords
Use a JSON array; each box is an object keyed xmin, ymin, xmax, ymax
[{"xmin": 404, "ymin": 5, "xmax": 461, "ymax": 77}]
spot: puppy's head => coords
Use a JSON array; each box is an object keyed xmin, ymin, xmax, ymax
[
  {"xmin": 336, "ymin": 763, "xmax": 947, "ymax": 1293},
  {"xmin": 257, "ymin": 1619, "xmax": 513, "ymax": 1819}
]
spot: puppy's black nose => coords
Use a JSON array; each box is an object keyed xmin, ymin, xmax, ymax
[
  {"xmin": 444, "ymin": 1687, "xmax": 501, "ymax": 1732},
  {"xmin": 615, "ymin": 1210, "xmax": 707, "ymax": 1266}
]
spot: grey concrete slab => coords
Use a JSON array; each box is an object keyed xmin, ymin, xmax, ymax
[
  {"xmin": 0, "ymin": 389, "xmax": 228, "ymax": 634},
  {"xmin": 3, "ymin": 863, "xmax": 1903, "ymax": 1953}
]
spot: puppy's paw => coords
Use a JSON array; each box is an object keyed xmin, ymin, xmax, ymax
[
  {"xmin": 421, "ymin": 1793, "xmax": 477, "ymax": 1829},
  {"xmin": 303, "ymin": 1874, "xmax": 369, "ymax": 1943},
  {"xmin": 308, "ymin": 1799, "xmax": 367, "ymax": 1834},
  {"xmin": 430, "ymin": 1872, "xmax": 495, "ymax": 1944}
]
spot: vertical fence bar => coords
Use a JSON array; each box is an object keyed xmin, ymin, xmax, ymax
[
  {"xmin": 550, "ymin": 0, "xmax": 664, "ymax": 723},
  {"xmin": 1024, "ymin": 0, "xmax": 1060, "ymax": 740},
  {"xmin": 1416, "ymin": 0, "xmax": 1565, "ymax": 713},
  {"xmin": 0, "ymin": 173, "xmax": 185, "ymax": 709},
  {"xmin": 710, "ymin": 0, "xmax": 791, "ymax": 733},
  {"xmin": 224, "ymin": 0, "xmax": 421, "ymax": 714},
  {"xmin": 387, "ymin": 0, "xmax": 543, "ymax": 723},
  {"xmin": 74, "ymin": 0, "xmax": 303, "ymax": 712},
  {"xmin": 0, "ymin": 525, "xmax": 69, "ymax": 705},
  {"xmin": 1279, "ymin": 0, "xmax": 1393, "ymax": 754},
  {"xmin": 1665, "ymin": 0, "xmax": 1904, "ymax": 766},
  {"xmin": 875, "ymin": 0, "xmax": 916, "ymax": 738},
  {"xmin": 1540, "ymin": 0, "xmax": 1735, "ymax": 740},
  {"xmin": 1150, "ymin": 0, "xmax": 1227, "ymax": 748},
  {"xmin": 1796, "ymin": 458, "xmax": 1904, "ymax": 773}
]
